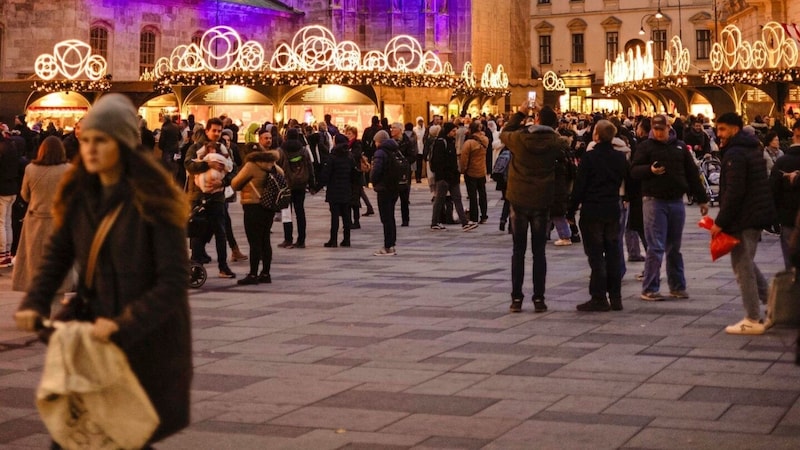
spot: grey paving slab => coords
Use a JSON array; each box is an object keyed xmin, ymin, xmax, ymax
[{"xmin": 1, "ymin": 183, "xmax": 798, "ymax": 448}]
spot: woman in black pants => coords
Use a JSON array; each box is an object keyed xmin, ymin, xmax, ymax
[{"xmin": 231, "ymin": 150, "xmax": 282, "ymax": 285}]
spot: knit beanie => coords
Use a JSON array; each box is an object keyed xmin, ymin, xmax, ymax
[
  {"xmin": 82, "ymin": 94, "xmax": 140, "ymax": 150},
  {"xmin": 441, "ymin": 122, "xmax": 457, "ymax": 136}
]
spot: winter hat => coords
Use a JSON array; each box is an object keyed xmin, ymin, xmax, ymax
[
  {"xmin": 334, "ymin": 133, "xmax": 348, "ymax": 146},
  {"xmin": 441, "ymin": 122, "xmax": 457, "ymax": 136},
  {"xmin": 221, "ymin": 129, "xmax": 234, "ymax": 139},
  {"xmin": 82, "ymin": 94, "xmax": 140, "ymax": 150},
  {"xmin": 286, "ymin": 128, "xmax": 300, "ymax": 140}
]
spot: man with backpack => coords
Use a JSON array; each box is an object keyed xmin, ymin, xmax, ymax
[
  {"xmin": 390, "ymin": 123, "xmax": 414, "ymax": 226},
  {"xmin": 370, "ymin": 130, "xmax": 401, "ymax": 256},
  {"xmin": 429, "ymin": 123, "xmax": 478, "ymax": 232},
  {"xmin": 277, "ymin": 128, "xmax": 316, "ymax": 249}
]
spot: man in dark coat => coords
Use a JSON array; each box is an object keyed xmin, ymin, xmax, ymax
[
  {"xmin": 370, "ymin": 130, "xmax": 400, "ymax": 256},
  {"xmin": 429, "ymin": 123, "xmax": 476, "ymax": 232},
  {"xmin": 0, "ymin": 135, "xmax": 19, "ymax": 266},
  {"xmin": 568, "ymin": 120, "xmax": 629, "ymax": 312},
  {"xmin": 500, "ymin": 103, "xmax": 568, "ymax": 313},
  {"xmin": 769, "ymin": 120, "xmax": 800, "ymax": 269},
  {"xmin": 159, "ymin": 115, "xmax": 182, "ymax": 180},
  {"xmin": 631, "ymin": 114, "xmax": 709, "ymax": 301},
  {"xmin": 711, "ymin": 112, "xmax": 777, "ymax": 335}
]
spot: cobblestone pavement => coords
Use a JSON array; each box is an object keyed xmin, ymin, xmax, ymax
[{"xmin": 1, "ymin": 181, "xmax": 798, "ymax": 449}]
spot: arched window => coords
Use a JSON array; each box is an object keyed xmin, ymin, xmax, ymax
[
  {"xmin": 90, "ymin": 25, "xmax": 109, "ymax": 59},
  {"xmin": 191, "ymin": 32, "xmax": 203, "ymax": 46},
  {"xmin": 139, "ymin": 28, "xmax": 158, "ymax": 75}
]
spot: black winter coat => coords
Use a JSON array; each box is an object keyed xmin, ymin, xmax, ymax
[
  {"xmin": 428, "ymin": 137, "xmax": 460, "ymax": 186},
  {"xmin": 0, "ymin": 139, "xmax": 19, "ymax": 196},
  {"xmin": 371, "ymin": 139, "xmax": 400, "ymax": 194},
  {"xmin": 631, "ymin": 134, "xmax": 708, "ymax": 202},
  {"xmin": 769, "ymin": 144, "xmax": 800, "ymax": 226},
  {"xmin": 319, "ymin": 145, "xmax": 356, "ymax": 204},
  {"xmin": 569, "ymin": 141, "xmax": 628, "ymax": 221},
  {"xmin": 21, "ymin": 184, "xmax": 192, "ymax": 444},
  {"xmin": 716, "ymin": 131, "xmax": 777, "ymax": 233}
]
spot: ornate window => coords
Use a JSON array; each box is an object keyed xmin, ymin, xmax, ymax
[
  {"xmin": 572, "ymin": 33, "xmax": 585, "ymax": 64},
  {"xmin": 696, "ymin": 29, "xmax": 711, "ymax": 60},
  {"xmin": 606, "ymin": 32, "xmax": 619, "ymax": 61},
  {"xmin": 652, "ymin": 29, "xmax": 667, "ymax": 63},
  {"xmin": 90, "ymin": 25, "xmax": 109, "ymax": 59},
  {"xmin": 139, "ymin": 28, "xmax": 158, "ymax": 76},
  {"xmin": 539, "ymin": 35, "xmax": 552, "ymax": 65}
]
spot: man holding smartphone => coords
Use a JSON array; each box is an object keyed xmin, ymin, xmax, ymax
[{"xmin": 630, "ymin": 114, "xmax": 709, "ymax": 301}]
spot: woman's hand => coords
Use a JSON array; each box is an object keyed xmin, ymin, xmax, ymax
[
  {"xmin": 13, "ymin": 310, "xmax": 40, "ymax": 332},
  {"xmin": 92, "ymin": 318, "xmax": 119, "ymax": 342}
]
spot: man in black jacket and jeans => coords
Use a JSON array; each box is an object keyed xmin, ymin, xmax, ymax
[
  {"xmin": 631, "ymin": 114, "xmax": 708, "ymax": 301},
  {"xmin": 769, "ymin": 120, "xmax": 800, "ymax": 269},
  {"xmin": 569, "ymin": 120, "xmax": 629, "ymax": 312},
  {"xmin": 712, "ymin": 112, "xmax": 777, "ymax": 335}
]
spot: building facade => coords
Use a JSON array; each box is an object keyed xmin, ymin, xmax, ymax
[{"xmin": 0, "ymin": 0, "xmax": 531, "ymax": 129}]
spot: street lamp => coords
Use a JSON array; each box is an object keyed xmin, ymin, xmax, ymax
[
  {"xmin": 655, "ymin": 0, "xmax": 664, "ymax": 19},
  {"xmin": 640, "ymin": 14, "xmax": 659, "ymax": 36}
]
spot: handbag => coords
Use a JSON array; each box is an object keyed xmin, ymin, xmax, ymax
[
  {"xmin": 250, "ymin": 171, "xmax": 291, "ymax": 211},
  {"xmin": 359, "ymin": 154, "xmax": 371, "ymax": 173},
  {"xmin": 767, "ymin": 270, "xmax": 800, "ymax": 327}
]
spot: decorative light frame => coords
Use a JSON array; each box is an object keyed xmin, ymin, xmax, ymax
[
  {"xmin": 542, "ymin": 71, "xmax": 566, "ymax": 91},
  {"xmin": 147, "ymin": 25, "xmax": 509, "ymax": 96},
  {"xmin": 604, "ymin": 41, "xmax": 655, "ymax": 86},
  {"xmin": 662, "ymin": 36, "xmax": 690, "ymax": 77},
  {"xmin": 709, "ymin": 22, "xmax": 798, "ymax": 72},
  {"xmin": 32, "ymin": 39, "xmax": 111, "ymax": 93}
]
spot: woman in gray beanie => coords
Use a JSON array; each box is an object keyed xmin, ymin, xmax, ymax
[{"xmin": 13, "ymin": 93, "xmax": 193, "ymax": 447}]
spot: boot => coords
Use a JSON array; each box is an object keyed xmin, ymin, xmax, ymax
[
  {"xmin": 231, "ymin": 246, "xmax": 248, "ymax": 262},
  {"xmin": 576, "ymin": 298, "xmax": 611, "ymax": 312},
  {"xmin": 341, "ymin": 229, "xmax": 351, "ymax": 247}
]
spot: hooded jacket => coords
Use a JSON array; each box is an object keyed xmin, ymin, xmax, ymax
[
  {"xmin": 370, "ymin": 139, "xmax": 400, "ymax": 194},
  {"xmin": 278, "ymin": 138, "xmax": 315, "ymax": 190},
  {"xmin": 460, "ymin": 132, "xmax": 489, "ymax": 178},
  {"xmin": 630, "ymin": 129, "xmax": 708, "ymax": 202},
  {"xmin": 716, "ymin": 131, "xmax": 777, "ymax": 233},
  {"xmin": 499, "ymin": 112, "xmax": 568, "ymax": 210}
]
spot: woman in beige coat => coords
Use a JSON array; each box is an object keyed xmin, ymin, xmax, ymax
[
  {"xmin": 12, "ymin": 136, "xmax": 72, "ymax": 294},
  {"xmin": 230, "ymin": 149, "xmax": 282, "ymax": 285}
]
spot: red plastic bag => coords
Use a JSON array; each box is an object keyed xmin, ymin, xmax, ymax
[
  {"xmin": 710, "ymin": 232, "xmax": 740, "ymax": 261},
  {"xmin": 698, "ymin": 216, "xmax": 741, "ymax": 261}
]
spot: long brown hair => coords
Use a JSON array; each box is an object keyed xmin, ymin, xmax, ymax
[
  {"xmin": 32, "ymin": 136, "xmax": 67, "ymax": 166},
  {"xmin": 53, "ymin": 143, "xmax": 189, "ymax": 229}
]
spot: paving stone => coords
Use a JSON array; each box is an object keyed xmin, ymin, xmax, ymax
[
  {"xmin": 647, "ymin": 417, "xmax": 772, "ymax": 434},
  {"xmin": 719, "ymin": 404, "xmax": 788, "ymax": 425},
  {"xmin": 546, "ymin": 395, "xmax": 618, "ymax": 414},
  {"xmin": 486, "ymin": 420, "xmax": 641, "ymax": 450},
  {"xmin": 681, "ymin": 386, "xmax": 799, "ymax": 407},
  {"xmin": 404, "ymin": 373, "xmax": 488, "ymax": 396},
  {"xmin": 625, "ymin": 427, "xmax": 800, "ymax": 449},
  {"xmin": 468, "ymin": 374, "xmax": 639, "ymax": 398},
  {"xmin": 191, "ymin": 420, "xmax": 313, "ymax": 437},
  {"xmin": 393, "ymin": 330, "xmax": 453, "ymax": 340},
  {"xmin": 269, "ymin": 406, "xmax": 408, "ymax": 432},
  {"xmin": 191, "ymin": 373, "xmax": 266, "ymax": 393},
  {"xmin": 315, "ymin": 390, "xmax": 498, "ymax": 416},
  {"xmin": 534, "ymin": 410, "xmax": 653, "ymax": 427},
  {"xmin": 215, "ymin": 378, "xmax": 358, "ymax": 405},
  {"xmin": 411, "ymin": 436, "xmax": 490, "ymax": 449},
  {"xmin": 381, "ymin": 413, "xmax": 518, "ymax": 440},
  {"xmin": 603, "ymin": 398, "xmax": 730, "ymax": 420},
  {"xmin": 338, "ymin": 444, "xmax": 410, "ymax": 450},
  {"xmin": 285, "ymin": 334, "xmax": 383, "ymax": 348},
  {"xmin": 325, "ymin": 367, "xmax": 441, "ymax": 385},
  {"xmin": 498, "ymin": 361, "xmax": 563, "ymax": 377},
  {"xmin": 0, "ymin": 389, "xmax": 34, "ymax": 409},
  {"xmin": 626, "ymin": 383, "xmax": 694, "ymax": 400},
  {"xmin": 0, "ymin": 419, "xmax": 47, "ymax": 444}
]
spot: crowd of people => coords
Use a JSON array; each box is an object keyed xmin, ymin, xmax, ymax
[
  {"xmin": 3, "ymin": 94, "xmax": 800, "ymax": 446},
  {"xmin": 3, "ymin": 101, "xmax": 800, "ymax": 331}
]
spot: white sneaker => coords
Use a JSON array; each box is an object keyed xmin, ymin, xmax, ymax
[
  {"xmin": 554, "ymin": 238, "xmax": 572, "ymax": 246},
  {"xmin": 373, "ymin": 247, "xmax": 397, "ymax": 256},
  {"xmin": 430, "ymin": 224, "xmax": 447, "ymax": 231},
  {"xmin": 725, "ymin": 318, "xmax": 766, "ymax": 335}
]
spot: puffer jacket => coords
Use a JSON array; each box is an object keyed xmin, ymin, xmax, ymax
[
  {"xmin": 460, "ymin": 132, "xmax": 489, "ymax": 178},
  {"xmin": 231, "ymin": 160, "xmax": 284, "ymax": 204},
  {"xmin": 716, "ymin": 131, "xmax": 777, "ymax": 233},
  {"xmin": 319, "ymin": 144, "xmax": 356, "ymax": 204},
  {"xmin": 371, "ymin": 139, "xmax": 400, "ymax": 194},
  {"xmin": 500, "ymin": 112, "xmax": 568, "ymax": 210}
]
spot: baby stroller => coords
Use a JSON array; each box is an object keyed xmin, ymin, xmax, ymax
[
  {"xmin": 187, "ymin": 200, "xmax": 208, "ymax": 288},
  {"xmin": 699, "ymin": 154, "xmax": 722, "ymax": 205}
]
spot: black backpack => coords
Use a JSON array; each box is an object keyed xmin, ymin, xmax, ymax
[
  {"xmin": 384, "ymin": 149, "xmax": 410, "ymax": 188},
  {"xmin": 287, "ymin": 151, "xmax": 310, "ymax": 189}
]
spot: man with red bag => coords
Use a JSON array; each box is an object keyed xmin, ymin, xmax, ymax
[{"xmin": 712, "ymin": 112, "xmax": 777, "ymax": 335}]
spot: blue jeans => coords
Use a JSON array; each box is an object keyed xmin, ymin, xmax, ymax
[
  {"xmin": 730, "ymin": 228, "xmax": 768, "ymax": 321},
  {"xmin": 642, "ymin": 197, "xmax": 686, "ymax": 293},
  {"xmin": 550, "ymin": 216, "xmax": 571, "ymax": 240},
  {"xmin": 510, "ymin": 204, "xmax": 549, "ymax": 300},
  {"xmin": 377, "ymin": 191, "xmax": 398, "ymax": 249},
  {"xmin": 579, "ymin": 215, "xmax": 622, "ymax": 300}
]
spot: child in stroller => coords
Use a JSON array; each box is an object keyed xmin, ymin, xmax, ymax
[{"xmin": 699, "ymin": 154, "xmax": 722, "ymax": 205}]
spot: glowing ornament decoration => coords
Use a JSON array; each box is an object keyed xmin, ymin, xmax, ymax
[
  {"xmin": 662, "ymin": 36, "xmax": 690, "ymax": 77},
  {"xmin": 604, "ymin": 42, "xmax": 655, "ymax": 86},
  {"xmin": 35, "ymin": 39, "xmax": 107, "ymax": 81},
  {"xmin": 149, "ymin": 24, "xmax": 507, "ymax": 96},
  {"xmin": 542, "ymin": 71, "xmax": 566, "ymax": 91},
  {"xmin": 709, "ymin": 22, "xmax": 798, "ymax": 72}
]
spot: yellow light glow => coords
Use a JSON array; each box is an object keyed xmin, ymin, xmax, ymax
[
  {"xmin": 543, "ymin": 71, "xmax": 566, "ymax": 91},
  {"xmin": 604, "ymin": 42, "xmax": 655, "ymax": 86},
  {"xmin": 710, "ymin": 22, "xmax": 798, "ymax": 72},
  {"xmin": 35, "ymin": 39, "xmax": 107, "ymax": 81},
  {"xmin": 662, "ymin": 36, "xmax": 690, "ymax": 76}
]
